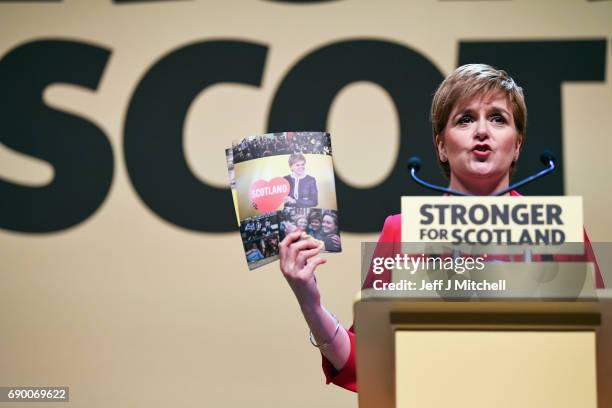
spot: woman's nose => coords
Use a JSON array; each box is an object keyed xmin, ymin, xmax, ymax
[{"xmin": 474, "ymin": 118, "xmax": 489, "ymax": 140}]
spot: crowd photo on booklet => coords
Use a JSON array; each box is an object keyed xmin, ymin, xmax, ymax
[
  {"xmin": 232, "ymin": 131, "xmax": 332, "ymax": 163},
  {"xmin": 278, "ymin": 207, "xmax": 341, "ymax": 252}
]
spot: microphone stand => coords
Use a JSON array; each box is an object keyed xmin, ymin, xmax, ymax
[
  {"xmin": 493, "ymin": 153, "xmax": 556, "ymax": 196},
  {"xmin": 407, "ymin": 151, "xmax": 556, "ymax": 197},
  {"xmin": 407, "ymin": 151, "xmax": 557, "ymax": 262},
  {"xmin": 407, "ymin": 157, "xmax": 470, "ymax": 196}
]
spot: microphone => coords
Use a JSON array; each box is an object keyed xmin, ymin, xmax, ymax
[
  {"xmin": 407, "ymin": 156, "xmax": 421, "ymax": 172},
  {"xmin": 407, "ymin": 151, "xmax": 557, "ymax": 196},
  {"xmin": 540, "ymin": 149, "xmax": 556, "ymax": 166}
]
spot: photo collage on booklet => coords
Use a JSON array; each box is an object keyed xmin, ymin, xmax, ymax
[{"xmin": 226, "ymin": 131, "xmax": 341, "ymax": 270}]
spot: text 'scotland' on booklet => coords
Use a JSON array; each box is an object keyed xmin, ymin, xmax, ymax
[{"xmin": 225, "ymin": 131, "xmax": 341, "ymax": 270}]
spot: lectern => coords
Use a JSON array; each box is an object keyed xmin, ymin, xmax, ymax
[
  {"xmin": 353, "ymin": 264, "xmax": 611, "ymax": 408},
  {"xmin": 353, "ymin": 195, "xmax": 610, "ymax": 407}
]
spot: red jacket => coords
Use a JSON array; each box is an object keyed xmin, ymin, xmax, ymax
[{"xmin": 321, "ymin": 193, "xmax": 604, "ymax": 392}]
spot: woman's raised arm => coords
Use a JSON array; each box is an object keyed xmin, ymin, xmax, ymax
[{"xmin": 279, "ymin": 231, "xmax": 350, "ymax": 370}]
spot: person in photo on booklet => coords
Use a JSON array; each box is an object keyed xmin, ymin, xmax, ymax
[
  {"xmin": 307, "ymin": 211, "xmax": 325, "ymax": 241},
  {"xmin": 320, "ymin": 211, "xmax": 341, "ymax": 252},
  {"xmin": 276, "ymin": 63, "xmax": 605, "ymax": 393},
  {"xmin": 283, "ymin": 153, "xmax": 318, "ymax": 208}
]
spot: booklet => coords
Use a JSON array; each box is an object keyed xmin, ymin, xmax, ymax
[{"xmin": 226, "ymin": 131, "xmax": 341, "ymax": 270}]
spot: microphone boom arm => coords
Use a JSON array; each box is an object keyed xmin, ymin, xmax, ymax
[
  {"xmin": 493, "ymin": 157, "xmax": 555, "ymax": 196},
  {"xmin": 407, "ymin": 150, "xmax": 557, "ymax": 196},
  {"xmin": 409, "ymin": 167, "xmax": 471, "ymax": 196}
]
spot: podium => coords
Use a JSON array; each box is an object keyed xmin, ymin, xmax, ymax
[{"xmin": 353, "ymin": 263, "xmax": 612, "ymax": 408}]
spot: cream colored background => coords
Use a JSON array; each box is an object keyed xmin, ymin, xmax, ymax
[{"xmin": 0, "ymin": 1, "xmax": 611, "ymax": 407}]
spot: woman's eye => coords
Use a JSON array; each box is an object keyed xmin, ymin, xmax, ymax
[
  {"xmin": 490, "ymin": 114, "xmax": 506, "ymax": 123},
  {"xmin": 457, "ymin": 115, "xmax": 473, "ymax": 124}
]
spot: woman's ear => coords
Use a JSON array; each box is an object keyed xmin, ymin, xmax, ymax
[
  {"xmin": 513, "ymin": 134, "xmax": 524, "ymax": 162},
  {"xmin": 435, "ymin": 134, "xmax": 448, "ymax": 162}
]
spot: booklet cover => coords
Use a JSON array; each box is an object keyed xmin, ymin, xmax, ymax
[{"xmin": 227, "ymin": 131, "xmax": 341, "ymax": 270}]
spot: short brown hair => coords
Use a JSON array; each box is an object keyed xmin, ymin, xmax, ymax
[
  {"xmin": 288, "ymin": 153, "xmax": 306, "ymax": 166},
  {"xmin": 431, "ymin": 64, "xmax": 527, "ymax": 178}
]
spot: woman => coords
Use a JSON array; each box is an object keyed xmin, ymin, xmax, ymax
[
  {"xmin": 307, "ymin": 212, "xmax": 324, "ymax": 241},
  {"xmin": 283, "ymin": 153, "xmax": 319, "ymax": 208},
  {"xmin": 278, "ymin": 64, "xmax": 603, "ymax": 393},
  {"xmin": 295, "ymin": 215, "xmax": 309, "ymax": 232},
  {"xmin": 283, "ymin": 214, "xmax": 308, "ymax": 235},
  {"xmin": 321, "ymin": 212, "xmax": 341, "ymax": 252}
]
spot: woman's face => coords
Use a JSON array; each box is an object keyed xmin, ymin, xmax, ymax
[
  {"xmin": 296, "ymin": 217, "xmax": 308, "ymax": 231},
  {"xmin": 309, "ymin": 218, "xmax": 321, "ymax": 231},
  {"xmin": 284, "ymin": 221, "xmax": 297, "ymax": 233},
  {"xmin": 436, "ymin": 92, "xmax": 522, "ymax": 186},
  {"xmin": 322, "ymin": 215, "xmax": 337, "ymax": 234},
  {"xmin": 290, "ymin": 160, "xmax": 306, "ymax": 177}
]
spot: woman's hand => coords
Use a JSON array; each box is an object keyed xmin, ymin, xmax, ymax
[
  {"xmin": 279, "ymin": 231, "xmax": 327, "ymax": 309},
  {"xmin": 329, "ymin": 234, "xmax": 341, "ymax": 248}
]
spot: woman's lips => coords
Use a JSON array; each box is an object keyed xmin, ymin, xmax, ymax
[{"xmin": 472, "ymin": 144, "xmax": 492, "ymax": 159}]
